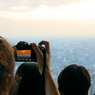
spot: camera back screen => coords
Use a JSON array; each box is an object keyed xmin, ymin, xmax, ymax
[{"xmin": 16, "ymin": 50, "xmax": 31, "ymax": 61}]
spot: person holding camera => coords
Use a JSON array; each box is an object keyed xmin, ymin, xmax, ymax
[{"xmin": 15, "ymin": 40, "xmax": 60, "ymax": 95}]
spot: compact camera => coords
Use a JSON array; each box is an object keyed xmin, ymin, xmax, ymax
[{"xmin": 15, "ymin": 41, "xmax": 45, "ymax": 62}]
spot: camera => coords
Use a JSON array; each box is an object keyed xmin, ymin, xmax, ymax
[{"xmin": 14, "ymin": 41, "xmax": 45, "ymax": 62}]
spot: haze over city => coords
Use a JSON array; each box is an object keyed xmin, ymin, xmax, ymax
[{"xmin": 0, "ymin": 0, "xmax": 95, "ymax": 37}]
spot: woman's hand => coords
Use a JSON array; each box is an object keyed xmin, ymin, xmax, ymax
[
  {"xmin": 32, "ymin": 41, "xmax": 60, "ymax": 95},
  {"xmin": 32, "ymin": 41, "xmax": 52, "ymax": 74}
]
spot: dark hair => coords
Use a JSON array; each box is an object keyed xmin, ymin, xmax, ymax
[
  {"xmin": 58, "ymin": 64, "xmax": 91, "ymax": 95},
  {"xmin": 16, "ymin": 63, "xmax": 45, "ymax": 95}
]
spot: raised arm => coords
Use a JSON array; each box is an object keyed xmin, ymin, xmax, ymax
[{"xmin": 32, "ymin": 41, "xmax": 60, "ymax": 95}]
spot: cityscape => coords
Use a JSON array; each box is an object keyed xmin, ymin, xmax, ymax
[{"xmin": 8, "ymin": 37, "xmax": 95, "ymax": 95}]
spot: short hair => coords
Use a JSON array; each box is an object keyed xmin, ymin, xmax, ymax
[
  {"xmin": 16, "ymin": 63, "xmax": 45, "ymax": 95},
  {"xmin": 58, "ymin": 64, "xmax": 91, "ymax": 95}
]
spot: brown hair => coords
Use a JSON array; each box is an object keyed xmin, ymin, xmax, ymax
[
  {"xmin": 0, "ymin": 36, "xmax": 15, "ymax": 94},
  {"xmin": 58, "ymin": 64, "xmax": 91, "ymax": 95},
  {"xmin": 0, "ymin": 60, "xmax": 9, "ymax": 94}
]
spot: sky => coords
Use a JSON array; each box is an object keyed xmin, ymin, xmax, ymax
[{"xmin": 0, "ymin": 0, "xmax": 95, "ymax": 37}]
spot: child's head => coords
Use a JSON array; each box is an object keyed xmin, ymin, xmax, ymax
[{"xmin": 58, "ymin": 64, "xmax": 91, "ymax": 95}]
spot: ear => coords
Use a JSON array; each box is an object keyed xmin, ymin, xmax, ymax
[{"xmin": 0, "ymin": 51, "xmax": 7, "ymax": 61}]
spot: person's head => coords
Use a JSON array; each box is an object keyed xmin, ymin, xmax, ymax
[
  {"xmin": 16, "ymin": 62, "xmax": 45, "ymax": 95},
  {"xmin": 58, "ymin": 64, "xmax": 91, "ymax": 95},
  {"xmin": 0, "ymin": 36, "xmax": 15, "ymax": 94}
]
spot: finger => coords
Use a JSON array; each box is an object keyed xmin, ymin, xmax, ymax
[
  {"xmin": 39, "ymin": 41, "xmax": 50, "ymax": 53},
  {"xmin": 32, "ymin": 43, "xmax": 43, "ymax": 58}
]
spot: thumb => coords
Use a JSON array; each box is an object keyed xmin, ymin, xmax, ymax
[
  {"xmin": 32, "ymin": 43, "xmax": 43, "ymax": 58},
  {"xmin": 32, "ymin": 43, "xmax": 44, "ymax": 74}
]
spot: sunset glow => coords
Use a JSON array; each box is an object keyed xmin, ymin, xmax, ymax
[{"xmin": 17, "ymin": 50, "xmax": 30, "ymax": 56}]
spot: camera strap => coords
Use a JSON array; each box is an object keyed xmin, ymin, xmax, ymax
[{"xmin": 40, "ymin": 49, "xmax": 46, "ymax": 95}]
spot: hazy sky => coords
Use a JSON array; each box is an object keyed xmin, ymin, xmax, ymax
[{"xmin": 0, "ymin": 0, "xmax": 95, "ymax": 37}]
